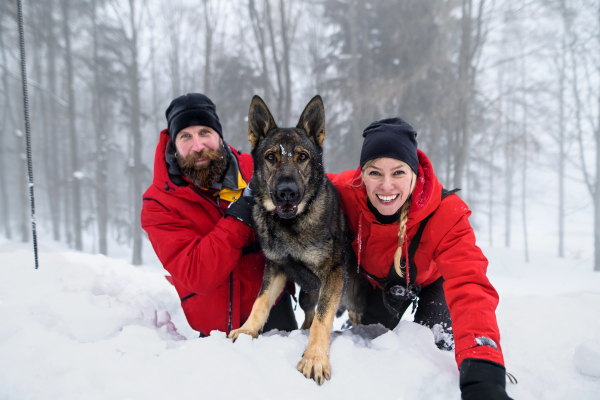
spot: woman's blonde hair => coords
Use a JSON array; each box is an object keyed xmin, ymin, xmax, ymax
[{"xmin": 361, "ymin": 158, "xmax": 417, "ymax": 277}]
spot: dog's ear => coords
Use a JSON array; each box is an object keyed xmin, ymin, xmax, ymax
[
  {"xmin": 248, "ymin": 95, "xmax": 278, "ymax": 149},
  {"xmin": 297, "ymin": 95, "xmax": 325, "ymax": 147}
]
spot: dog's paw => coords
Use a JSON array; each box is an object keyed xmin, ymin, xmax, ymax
[
  {"xmin": 228, "ymin": 328, "xmax": 259, "ymax": 342},
  {"xmin": 297, "ymin": 351, "xmax": 331, "ymax": 385}
]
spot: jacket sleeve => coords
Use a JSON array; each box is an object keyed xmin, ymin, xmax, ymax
[
  {"xmin": 432, "ymin": 199, "xmax": 505, "ymax": 369},
  {"xmin": 141, "ymin": 198, "xmax": 256, "ymax": 295}
]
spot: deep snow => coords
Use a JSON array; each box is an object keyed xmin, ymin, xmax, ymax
[{"xmin": 1, "ymin": 238, "xmax": 599, "ymax": 400}]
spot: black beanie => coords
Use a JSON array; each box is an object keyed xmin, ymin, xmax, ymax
[
  {"xmin": 359, "ymin": 117, "xmax": 419, "ymax": 173},
  {"xmin": 165, "ymin": 93, "xmax": 223, "ymax": 141}
]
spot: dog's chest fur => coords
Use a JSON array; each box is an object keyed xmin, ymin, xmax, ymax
[{"xmin": 254, "ymin": 183, "xmax": 342, "ymax": 291}]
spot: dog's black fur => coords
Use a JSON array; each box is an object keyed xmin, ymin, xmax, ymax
[{"xmin": 229, "ymin": 95, "xmax": 367, "ymax": 385}]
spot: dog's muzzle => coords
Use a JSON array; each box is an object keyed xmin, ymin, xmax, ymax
[{"xmin": 273, "ymin": 180, "xmax": 302, "ymax": 219}]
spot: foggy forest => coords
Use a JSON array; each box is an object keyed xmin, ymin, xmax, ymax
[{"xmin": 1, "ymin": 0, "xmax": 599, "ymax": 272}]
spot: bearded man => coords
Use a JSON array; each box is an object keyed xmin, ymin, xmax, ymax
[{"xmin": 142, "ymin": 93, "xmax": 297, "ymax": 337}]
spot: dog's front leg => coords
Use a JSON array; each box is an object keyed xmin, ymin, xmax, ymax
[
  {"xmin": 228, "ymin": 262, "xmax": 287, "ymax": 341},
  {"xmin": 297, "ymin": 265, "xmax": 343, "ymax": 385}
]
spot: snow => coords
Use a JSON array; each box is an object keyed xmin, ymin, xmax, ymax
[{"xmin": 1, "ymin": 238, "xmax": 600, "ymax": 399}]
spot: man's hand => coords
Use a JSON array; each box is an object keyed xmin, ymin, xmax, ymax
[
  {"xmin": 460, "ymin": 359, "xmax": 514, "ymax": 400},
  {"xmin": 225, "ymin": 186, "xmax": 255, "ymax": 227}
]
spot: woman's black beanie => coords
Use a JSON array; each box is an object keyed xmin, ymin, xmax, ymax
[
  {"xmin": 359, "ymin": 117, "xmax": 419, "ymax": 173},
  {"xmin": 165, "ymin": 93, "xmax": 223, "ymax": 141}
]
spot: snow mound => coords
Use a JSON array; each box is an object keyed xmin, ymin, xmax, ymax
[
  {"xmin": 574, "ymin": 339, "xmax": 600, "ymax": 378},
  {"xmin": 2, "ymin": 245, "xmax": 600, "ymax": 399}
]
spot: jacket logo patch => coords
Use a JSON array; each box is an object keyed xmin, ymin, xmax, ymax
[{"xmin": 475, "ymin": 336, "xmax": 498, "ymax": 351}]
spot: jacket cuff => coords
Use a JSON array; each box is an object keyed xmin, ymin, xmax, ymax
[{"xmin": 459, "ymin": 358, "xmax": 506, "ymax": 390}]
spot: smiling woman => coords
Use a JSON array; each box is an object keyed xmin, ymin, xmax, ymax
[{"xmin": 328, "ymin": 117, "xmax": 513, "ymax": 400}]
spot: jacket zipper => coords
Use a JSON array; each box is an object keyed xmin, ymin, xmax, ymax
[
  {"xmin": 191, "ymin": 186, "xmax": 231, "ymax": 331},
  {"xmin": 191, "ymin": 187, "xmax": 224, "ymax": 216}
]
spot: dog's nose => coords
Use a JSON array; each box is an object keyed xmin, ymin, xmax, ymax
[{"xmin": 276, "ymin": 181, "xmax": 299, "ymax": 203}]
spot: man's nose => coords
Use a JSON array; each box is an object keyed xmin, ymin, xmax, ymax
[{"xmin": 191, "ymin": 136, "xmax": 205, "ymax": 152}]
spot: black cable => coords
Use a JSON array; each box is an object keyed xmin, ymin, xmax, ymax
[{"xmin": 17, "ymin": 0, "xmax": 39, "ymax": 269}]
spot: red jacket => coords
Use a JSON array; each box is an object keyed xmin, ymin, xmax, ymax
[
  {"xmin": 328, "ymin": 150, "xmax": 504, "ymax": 369},
  {"xmin": 141, "ymin": 129, "xmax": 265, "ymax": 337}
]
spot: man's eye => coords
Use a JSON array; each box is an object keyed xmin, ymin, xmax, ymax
[
  {"xmin": 298, "ymin": 153, "xmax": 308, "ymax": 161},
  {"xmin": 265, "ymin": 153, "xmax": 276, "ymax": 162}
]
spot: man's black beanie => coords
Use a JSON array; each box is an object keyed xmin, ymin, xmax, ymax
[
  {"xmin": 360, "ymin": 117, "xmax": 419, "ymax": 173},
  {"xmin": 165, "ymin": 93, "xmax": 223, "ymax": 141}
]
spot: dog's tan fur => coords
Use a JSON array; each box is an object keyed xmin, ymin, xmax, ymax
[{"xmin": 228, "ymin": 95, "xmax": 368, "ymax": 385}]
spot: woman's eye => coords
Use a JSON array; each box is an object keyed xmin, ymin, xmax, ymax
[
  {"xmin": 369, "ymin": 171, "xmax": 380, "ymax": 176},
  {"xmin": 394, "ymin": 170, "xmax": 405, "ymax": 176}
]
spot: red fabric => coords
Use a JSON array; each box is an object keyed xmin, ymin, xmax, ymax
[
  {"xmin": 142, "ymin": 129, "xmax": 266, "ymax": 337},
  {"xmin": 327, "ymin": 150, "xmax": 505, "ymax": 369}
]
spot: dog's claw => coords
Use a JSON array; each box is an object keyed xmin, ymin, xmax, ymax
[{"xmin": 297, "ymin": 353, "xmax": 331, "ymax": 385}]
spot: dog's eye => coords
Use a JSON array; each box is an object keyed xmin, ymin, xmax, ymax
[
  {"xmin": 265, "ymin": 153, "xmax": 276, "ymax": 162},
  {"xmin": 298, "ymin": 153, "xmax": 308, "ymax": 161}
]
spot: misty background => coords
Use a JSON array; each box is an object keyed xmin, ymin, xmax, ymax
[{"xmin": 0, "ymin": 0, "xmax": 598, "ymax": 271}]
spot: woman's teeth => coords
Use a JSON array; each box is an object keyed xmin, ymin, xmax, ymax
[{"xmin": 377, "ymin": 194, "xmax": 399, "ymax": 203}]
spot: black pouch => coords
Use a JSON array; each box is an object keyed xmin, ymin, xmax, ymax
[{"xmin": 381, "ymin": 260, "xmax": 421, "ymax": 317}]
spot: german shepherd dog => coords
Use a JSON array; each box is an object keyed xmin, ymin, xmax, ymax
[{"xmin": 228, "ymin": 95, "xmax": 367, "ymax": 385}]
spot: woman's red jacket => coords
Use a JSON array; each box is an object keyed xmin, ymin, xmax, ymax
[
  {"xmin": 141, "ymin": 130, "xmax": 265, "ymax": 337},
  {"xmin": 328, "ymin": 150, "xmax": 505, "ymax": 369}
]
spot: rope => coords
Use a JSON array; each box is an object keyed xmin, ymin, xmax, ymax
[{"xmin": 17, "ymin": 0, "xmax": 39, "ymax": 269}]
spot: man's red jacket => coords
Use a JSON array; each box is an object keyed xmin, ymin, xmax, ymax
[
  {"xmin": 328, "ymin": 150, "xmax": 505, "ymax": 369},
  {"xmin": 141, "ymin": 129, "xmax": 265, "ymax": 337}
]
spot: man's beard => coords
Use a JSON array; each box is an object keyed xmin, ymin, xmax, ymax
[{"xmin": 176, "ymin": 143, "xmax": 228, "ymax": 189}]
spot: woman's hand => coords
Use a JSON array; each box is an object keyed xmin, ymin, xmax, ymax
[{"xmin": 460, "ymin": 359, "xmax": 514, "ymax": 400}]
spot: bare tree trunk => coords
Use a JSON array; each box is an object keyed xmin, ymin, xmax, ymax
[
  {"xmin": 488, "ymin": 142, "xmax": 495, "ymax": 247},
  {"xmin": 521, "ymin": 42, "xmax": 529, "ymax": 263},
  {"xmin": 280, "ymin": 0, "xmax": 291, "ymax": 126},
  {"xmin": 453, "ymin": 0, "xmax": 473, "ymax": 190},
  {"xmin": 45, "ymin": 0, "xmax": 61, "ymax": 241},
  {"xmin": 505, "ymin": 117, "xmax": 513, "ymax": 248},
  {"xmin": 61, "ymin": 0, "xmax": 82, "ymax": 250},
  {"xmin": 129, "ymin": 0, "xmax": 143, "ymax": 265},
  {"xmin": 265, "ymin": 0, "xmax": 284, "ymax": 120},
  {"xmin": 0, "ymin": 17, "xmax": 13, "ymax": 240},
  {"xmin": 92, "ymin": 0, "xmax": 108, "ymax": 255},
  {"xmin": 558, "ymin": 36, "xmax": 566, "ymax": 258},
  {"xmin": 595, "ymin": 82, "xmax": 600, "ymax": 271},
  {"xmin": 348, "ymin": 0, "xmax": 362, "ymax": 165},
  {"xmin": 453, "ymin": 0, "xmax": 486, "ymax": 191},
  {"xmin": 249, "ymin": 0, "xmax": 271, "ymax": 104},
  {"xmin": 202, "ymin": 0, "xmax": 216, "ymax": 97}
]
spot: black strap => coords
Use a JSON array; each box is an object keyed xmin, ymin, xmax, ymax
[
  {"xmin": 180, "ymin": 293, "xmax": 196, "ymax": 302},
  {"xmin": 361, "ymin": 187, "xmax": 461, "ymax": 288}
]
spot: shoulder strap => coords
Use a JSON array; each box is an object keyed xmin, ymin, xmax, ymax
[{"xmin": 405, "ymin": 187, "xmax": 460, "ymax": 285}]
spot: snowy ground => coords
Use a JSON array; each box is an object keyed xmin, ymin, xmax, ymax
[{"xmin": 1, "ymin": 238, "xmax": 599, "ymax": 400}]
